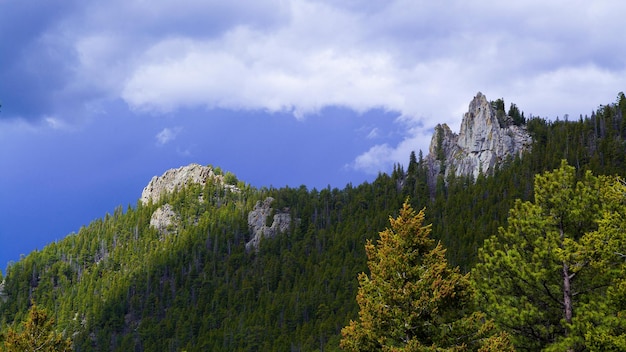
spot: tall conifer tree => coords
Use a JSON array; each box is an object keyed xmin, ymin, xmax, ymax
[{"xmin": 341, "ymin": 200, "xmax": 511, "ymax": 351}]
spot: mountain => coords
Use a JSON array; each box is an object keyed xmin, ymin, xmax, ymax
[{"xmin": 1, "ymin": 92, "xmax": 626, "ymax": 351}]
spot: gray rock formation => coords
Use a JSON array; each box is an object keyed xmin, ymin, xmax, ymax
[
  {"xmin": 141, "ymin": 163, "xmax": 241, "ymax": 237},
  {"xmin": 149, "ymin": 204, "xmax": 180, "ymax": 236},
  {"xmin": 0, "ymin": 281, "xmax": 6, "ymax": 303},
  {"xmin": 426, "ymin": 92, "xmax": 532, "ymax": 182},
  {"xmin": 246, "ymin": 197, "xmax": 291, "ymax": 251},
  {"xmin": 140, "ymin": 163, "xmax": 238, "ymax": 204}
]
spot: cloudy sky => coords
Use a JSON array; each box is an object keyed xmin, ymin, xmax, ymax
[{"xmin": 1, "ymin": 0, "xmax": 625, "ymax": 269}]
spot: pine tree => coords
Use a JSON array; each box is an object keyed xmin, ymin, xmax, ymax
[
  {"xmin": 3, "ymin": 302, "xmax": 72, "ymax": 352},
  {"xmin": 576, "ymin": 180, "xmax": 626, "ymax": 350},
  {"xmin": 473, "ymin": 160, "xmax": 626, "ymax": 351},
  {"xmin": 340, "ymin": 200, "xmax": 510, "ymax": 351},
  {"xmin": 508, "ymin": 103, "xmax": 524, "ymax": 126}
]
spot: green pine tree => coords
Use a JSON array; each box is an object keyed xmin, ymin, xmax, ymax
[{"xmin": 473, "ymin": 160, "xmax": 626, "ymax": 351}]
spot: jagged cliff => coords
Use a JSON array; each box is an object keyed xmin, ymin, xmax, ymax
[{"xmin": 425, "ymin": 92, "xmax": 532, "ymax": 182}]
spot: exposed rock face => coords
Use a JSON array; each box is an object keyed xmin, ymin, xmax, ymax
[
  {"xmin": 150, "ymin": 204, "xmax": 180, "ymax": 235},
  {"xmin": 0, "ymin": 281, "xmax": 6, "ymax": 303},
  {"xmin": 246, "ymin": 197, "xmax": 291, "ymax": 251},
  {"xmin": 141, "ymin": 163, "xmax": 241, "ymax": 237},
  {"xmin": 426, "ymin": 92, "xmax": 532, "ymax": 182},
  {"xmin": 140, "ymin": 163, "xmax": 238, "ymax": 204}
]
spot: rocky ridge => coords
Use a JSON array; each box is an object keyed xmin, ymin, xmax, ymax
[
  {"xmin": 142, "ymin": 164, "xmax": 239, "ymax": 235},
  {"xmin": 141, "ymin": 164, "xmax": 292, "ymax": 247},
  {"xmin": 140, "ymin": 163, "xmax": 238, "ymax": 205},
  {"xmin": 425, "ymin": 92, "xmax": 532, "ymax": 182}
]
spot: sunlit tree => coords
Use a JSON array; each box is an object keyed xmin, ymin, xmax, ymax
[
  {"xmin": 341, "ymin": 200, "xmax": 511, "ymax": 351},
  {"xmin": 3, "ymin": 302, "xmax": 72, "ymax": 352}
]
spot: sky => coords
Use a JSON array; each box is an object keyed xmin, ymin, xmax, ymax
[{"xmin": 1, "ymin": 0, "xmax": 626, "ymax": 270}]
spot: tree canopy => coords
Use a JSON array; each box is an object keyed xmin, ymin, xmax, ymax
[
  {"xmin": 3, "ymin": 302, "xmax": 72, "ymax": 352},
  {"xmin": 341, "ymin": 201, "xmax": 511, "ymax": 351},
  {"xmin": 473, "ymin": 160, "xmax": 626, "ymax": 351}
]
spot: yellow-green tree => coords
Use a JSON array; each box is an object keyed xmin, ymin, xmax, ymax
[
  {"xmin": 3, "ymin": 303, "xmax": 72, "ymax": 352},
  {"xmin": 341, "ymin": 200, "xmax": 511, "ymax": 351}
]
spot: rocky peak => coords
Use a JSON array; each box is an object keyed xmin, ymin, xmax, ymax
[
  {"xmin": 426, "ymin": 92, "xmax": 532, "ymax": 182},
  {"xmin": 457, "ymin": 92, "xmax": 499, "ymax": 152},
  {"xmin": 140, "ymin": 163, "xmax": 238, "ymax": 204}
]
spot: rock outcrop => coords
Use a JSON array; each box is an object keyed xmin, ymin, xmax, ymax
[
  {"xmin": 0, "ymin": 281, "xmax": 6, "ymax": 303},
  {"xmin": 425, "ymin": 92, "xmax": 532, "ymax": 182},
  {"xmin": 149, "ymin": 204, "xmax": 180, "ymax": 236},
  {"xmin": 140, "ymin": 163, "xmax": 238, "ymax": 205},
  {"xmin": 246, "ymin": 197, "xmax": 291, "ymax": 251},
  {"xmin": 141, "ymin": 163, "xmax": 240, "ymax": 236}
]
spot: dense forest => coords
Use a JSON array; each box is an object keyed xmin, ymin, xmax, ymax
[{"xmin": 1, "ymin": 93, "xmax": 626, "ymax": 351}]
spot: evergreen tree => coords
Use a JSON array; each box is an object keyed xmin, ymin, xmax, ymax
[
  {"xmin": 492, "ymin": 98, "xmax": 507, "ymax": 127},
  {"xmin": 576, "ymin": 182, "xmax": 626, "ymax": 350},
  {"xmin": 508, "ymin": 103, "xmax": 524, "ymax": 126},
  {"xmin": 340, "ymin": 200, "xmax": 510, "ymax": 351},
  {"xmin": 3, "ymin": 302, "xmax": 72, "ymax": 352},
  {"xmin": 473, "ymin": 160, "xmax": 626, "ymax": 351},
  {"xmin": 408, "ymin": 151, "xmax": 418, "ymax": 175}
]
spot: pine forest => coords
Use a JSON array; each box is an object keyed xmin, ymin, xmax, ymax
[{"xmin": 2, "ymin": 93, "xmax": 626, "ymax": 351}]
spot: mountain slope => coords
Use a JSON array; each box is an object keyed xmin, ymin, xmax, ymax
[
  {"xmin": 2, "ymin": 92, "xmax": 626, "ymax": 351},
  {"xmin": 1, "ymin": 167, "xmax": 404, "ymax": 351}
]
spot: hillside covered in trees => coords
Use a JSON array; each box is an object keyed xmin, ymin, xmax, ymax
[{"xmin": 1, "ymin": 93, "xmax": 626, "ymax": 351}]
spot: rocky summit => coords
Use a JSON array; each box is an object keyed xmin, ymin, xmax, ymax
[
  {"xmin": 425, "ymin": 92, "xmax": 532, "ymax": 182},
  {"xmin": 141, "ymin": 163, "xmax": 240, "ymax": 235},
  {"xmin": 140, "ymin": 163, "xmax": 238, "ymax": 204}
]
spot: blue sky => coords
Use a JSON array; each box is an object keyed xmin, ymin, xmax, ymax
[{"xmin": 2, "ymin": 0, "xmax": 626, "ymax": 270}]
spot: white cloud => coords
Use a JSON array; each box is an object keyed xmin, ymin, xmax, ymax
[
  {"xmin": 350, "ymin": 124, "xmax": 434, "ymax": 174},
  {"xmin": 366, "ymin": 128, "xmax": 379, "ymax": 140},
  {"xmin": 350, "ymin": 143, "xmax": 395, "ymax": 175},
  {"xmin": 155, "ymin": 127, "xmax": 182, "ymax": 145},
  {"xmin": 511, "ymin": 65, "xmax": 626, "ymax": 118},
  {"xmin": 111, "ymin": 0, "xmax": 626, "ymax": 172},
  {"xmin": 116, "ymin": 2, "xmax": 626, "ymax": 113},
  {"xmin": 6, "ymin": 0, "xmax": 626, "ymax": 174},
  {"xmin": 45, "ymin": 117, "xmax": 70, "ymax": 130}
]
